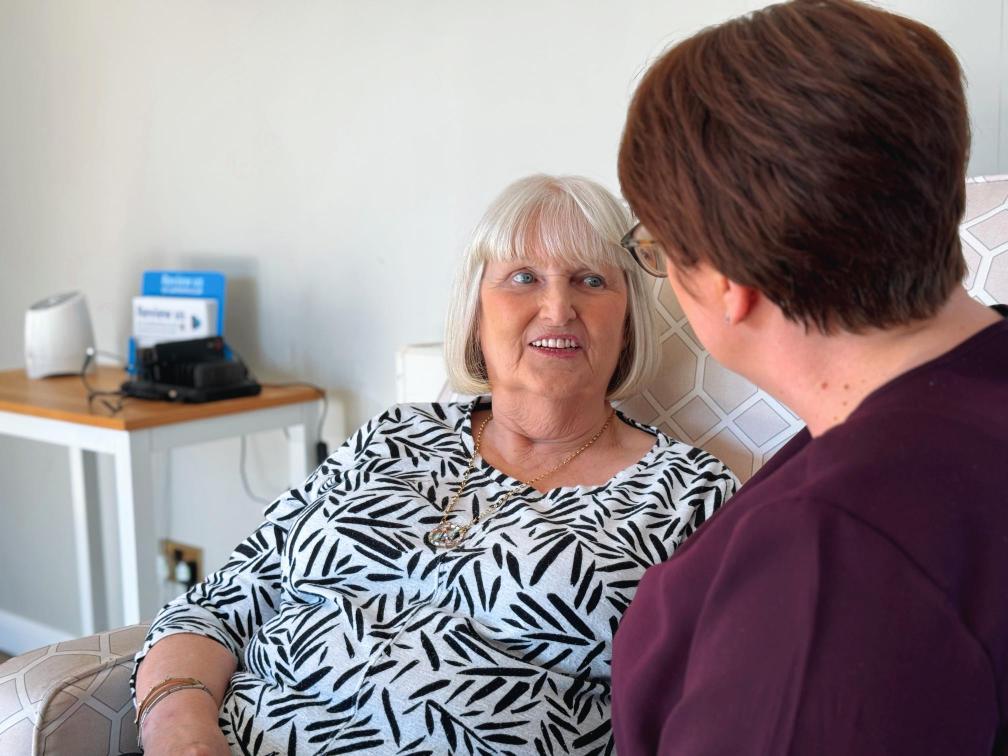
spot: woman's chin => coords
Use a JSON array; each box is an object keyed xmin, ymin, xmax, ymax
[{"xmin": 514, "ymin": 377, "xmax": 602, "ymax": 403}]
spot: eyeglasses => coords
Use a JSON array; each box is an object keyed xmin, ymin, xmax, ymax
[{"xmin": 620, "ymin": 223, "xmax": 668, "ymax": 278}]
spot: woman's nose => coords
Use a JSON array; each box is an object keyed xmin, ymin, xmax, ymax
[{"xmin": 539, "ymin": 283, "xmax": 576, "ymax": 324}]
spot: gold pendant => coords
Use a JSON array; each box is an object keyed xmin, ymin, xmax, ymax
[{"xmin": 428, "ymin": 522, "xmax": 467, "ymax": 549}]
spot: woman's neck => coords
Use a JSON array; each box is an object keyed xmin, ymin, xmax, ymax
[
  {"xmin": 480, "ymin": 389, "xmax": 613, "ymax": 465},
  {"xmin": 753, "ymin": 289, "xmax": 1000, "ymax": 437}
]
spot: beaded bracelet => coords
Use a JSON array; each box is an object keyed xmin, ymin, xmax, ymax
[{"xmin": 135, "ymin": 676, "xmax": 214, "ymax": 746}]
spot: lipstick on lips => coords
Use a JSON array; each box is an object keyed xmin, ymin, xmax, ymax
[{"xmin": 528, "ymin": 334, "xmax": 582, "ymax": 357}]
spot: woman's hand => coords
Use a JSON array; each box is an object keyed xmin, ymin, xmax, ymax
[{"xmin": 137, "ymin": 688, "xmax": 231, "ymax": 756}]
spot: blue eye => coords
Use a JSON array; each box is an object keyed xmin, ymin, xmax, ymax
[
  {"xmin": 583, "ymin": 275, "xmax": 605, "ymax": 288},
  {"xmin": 512, "ymin": 271, "xmax": 534, "ymax": 284}
]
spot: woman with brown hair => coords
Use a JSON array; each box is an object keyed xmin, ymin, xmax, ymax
[{"xmin": 612, "ymin": 1, "xmax": 1008, "ymax": 753}]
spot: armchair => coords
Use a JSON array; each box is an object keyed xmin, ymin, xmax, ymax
[
  {"xmin": 0, "ymin": 624, "xmax": 147, "ymax": 755},
  {"xmin": 2, "ymin": 175, "xmax": 1006, "ymax": 755}
]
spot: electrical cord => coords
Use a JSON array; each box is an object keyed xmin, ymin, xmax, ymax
[
  {"xmin": 259, "ymin": 382, "xmax": 328, "ymax": 444},
  {"xmin": 238, "ymin": 384, "xmax": 329, "ymax": 504},
  {"xmin": 79, "ymin": 348, "xmax": 128, "ymax": 415},
  {"xmin": 232, "ymin": 349, "xmax": 330, "ymax": 464},
  {"xmin": 231, "ymin": 352, "xmax": 331, "ymax": 502},
  {"xmin": 239, "ymin": 435, "xmax": 273, "ymax": 504},
  {"xmin": 259, "ymin": 382, "xmax": 330, "ymax": 470}
]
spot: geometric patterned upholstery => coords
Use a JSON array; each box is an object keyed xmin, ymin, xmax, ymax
[
  {"xmin": 619, "ymin": 174, "xmax": 1008, "ymax": 480},
  {"xmin": 0, "ymin": 624, "xmax": 148, "ymax": 756},
  {"xmin": 616, "ymin": 279, "xmax": 805, "ymax": 482},
  {"xmin": 961, "ymin": 175, "xmax": 1008, "ymax": 305}
]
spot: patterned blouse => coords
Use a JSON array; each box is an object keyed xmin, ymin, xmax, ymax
[{"xmin": 135, "ymin": 401, "xmax": 737, "ymax": 755}]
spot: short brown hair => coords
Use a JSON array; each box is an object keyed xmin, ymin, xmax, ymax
[{"xmin": 619, "ymin": 0, "xmax": 969, "ymax": 333}]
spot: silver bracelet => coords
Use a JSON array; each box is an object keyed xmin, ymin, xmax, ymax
[{"xmin": 136, "ymin": 679, "xmax": 215, "ymax": 748}]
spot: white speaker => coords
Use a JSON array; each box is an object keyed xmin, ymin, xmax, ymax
[{"xmin": 24, "ymin": 291, "xmax": 96, "ymax": 379}]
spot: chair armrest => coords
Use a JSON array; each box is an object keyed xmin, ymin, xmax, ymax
[{"xmin": 0, "ymin": 624, "xmax": 149, "ymax": 756}]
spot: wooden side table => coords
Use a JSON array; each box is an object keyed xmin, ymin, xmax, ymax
[{"xmin": 0, "ymin": 367, "xmax": 323, "ymax": 631}]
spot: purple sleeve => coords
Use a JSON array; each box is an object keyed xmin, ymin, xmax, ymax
[{"xmin": 626, "ymin": 501, "xmax": 997, "ymax": 755}]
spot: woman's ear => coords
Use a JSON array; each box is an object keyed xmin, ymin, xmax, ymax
[{"xmin": 722, "ymin": 277, "xmax": 758, "ymax": 326}]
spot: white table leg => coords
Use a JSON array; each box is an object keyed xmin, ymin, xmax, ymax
[
  {"xmin": 68, "ymin": 447, "xmax": 104, "ymax": 635},
  {"xmin": 112, "ymin": 430, "xmax": 159, "ymax": 624},
  {"xmin": 286, "ymin": 399, "xmax": 322, "ymax": 486}
]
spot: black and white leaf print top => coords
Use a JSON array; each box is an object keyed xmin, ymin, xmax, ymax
[{"xmin": 136, "ymin": 401, "xmax": 738, "ymax": 755}]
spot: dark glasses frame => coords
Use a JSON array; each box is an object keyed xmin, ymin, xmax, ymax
[{"xmin": 620, "ymin": 223, "xmax": 668, "ymax": 278}]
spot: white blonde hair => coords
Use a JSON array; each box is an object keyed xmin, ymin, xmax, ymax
[{"xmin": 444, "ymin": 174, "xmax": 658, "ymax": 399}]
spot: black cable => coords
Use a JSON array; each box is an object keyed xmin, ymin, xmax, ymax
[{"xmin": 79, "ymin": 348, "xmax": 128, "ymax": 415}]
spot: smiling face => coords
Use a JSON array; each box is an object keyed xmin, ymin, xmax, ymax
[{"xmin": 478, "ymin": 256, "xmax": 629, "ymax": 402}]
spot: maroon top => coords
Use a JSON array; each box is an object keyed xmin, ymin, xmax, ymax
[{"xmin": 612, "ymin": 317, "xmax": 1008, "ymax": 755}]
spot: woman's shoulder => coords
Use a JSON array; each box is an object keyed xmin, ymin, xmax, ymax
[
  {"xmin": 339, "ymin": 400, "xmax": 475, "ymax": 436},
  {"xmin": 330, "ymin": 401, "xmax": 477, "ymax": 456},
  {"xmin": 266, "ymin": 401, "xmax": 476, "ymax": 524},
  {"xmin": 615, "ymin": 409, "xmax": 726, "ymax": 468},
  {"xmin": 614, "ymin": 409, "xmax": 741, "ymax": 490},
  {"xmin": 377, "ymin": 400, "xmax": 476, "ymax": 432}
]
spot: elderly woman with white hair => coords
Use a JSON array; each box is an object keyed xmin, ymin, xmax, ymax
[{"xmin": 132, "ymin": 174, "xmax": 737, "ymax": 755}]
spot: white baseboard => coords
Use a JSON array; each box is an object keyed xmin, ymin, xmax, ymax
[{"xmin": 0, "ymin": 608, "xmax": 73, "ymax": 656}]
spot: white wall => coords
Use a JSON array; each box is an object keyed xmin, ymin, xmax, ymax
[{"xmin": 1, "ymin": 0, "xmax": 1006, "ymax": 642}]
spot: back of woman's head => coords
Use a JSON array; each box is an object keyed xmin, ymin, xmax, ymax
[{"xmin": 619, "ymin": 0, "xmax": 969, "ymax": 333}]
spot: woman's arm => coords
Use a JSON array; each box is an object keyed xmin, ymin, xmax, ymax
[
  {"xmin": 131, "ymin": 509, "xmax": 295, "ymax": 753},
  {"xmin": 132, "ymin": 411, "xmax": 384, "ymax": 753},
  {"xmin": 134, "ymin": 633, "xmax": 237, "ymax": 754},
  {"xmin": 130, "ymin": 503, "xmax": 300, "ymax": 752}
]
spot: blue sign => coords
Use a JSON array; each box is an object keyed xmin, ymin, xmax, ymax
[
  {"xmin": 128, "ymin": 270, "xmax": 227, "ymax": 374},
  {"xmin": 141, "ymin": 271, "xmax": 227, "ymax": 331}
]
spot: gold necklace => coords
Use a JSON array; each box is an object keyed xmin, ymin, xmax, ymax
[{"xmin": 427, "ymin": 409, "xmax": 616, "ymax": 550}]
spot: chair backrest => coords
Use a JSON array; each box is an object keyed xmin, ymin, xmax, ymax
[{"xmin": 398, "ymin": 175, "xmax": 1008, "ymax": 482}]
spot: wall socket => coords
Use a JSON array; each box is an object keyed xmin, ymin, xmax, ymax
[{"xmin": 160, "ymin": 539, "xmax": 203, "ymax": 590}]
